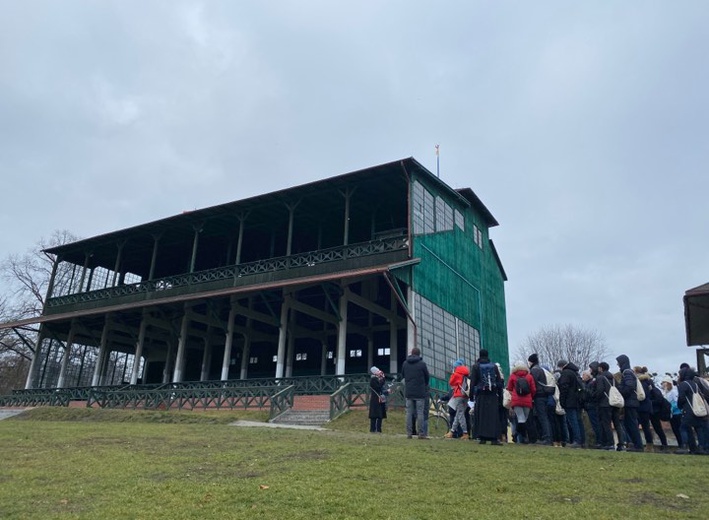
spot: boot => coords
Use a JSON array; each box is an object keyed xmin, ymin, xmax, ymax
[{"xmin": 644, "ymin": 444, "xmax": 654, "ymax": 453}]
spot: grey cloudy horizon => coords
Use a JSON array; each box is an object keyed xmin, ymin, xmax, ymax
[{"xmin": 1, "ymin": 1, "xmax": 707, "ymax": 376}]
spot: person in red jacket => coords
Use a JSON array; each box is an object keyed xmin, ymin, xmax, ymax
[
  {"xmin": 445, "ymin": 359, "xmax": 470, "ymax": 439},
  {"xmin": 506, "ymin": 360, "xmax": 536, "ymax": 444}
]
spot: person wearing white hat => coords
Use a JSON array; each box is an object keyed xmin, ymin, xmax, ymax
[
  {"xmin": 368, "ymin": 367, "xmax": 387, "ymax": 433},
  {"xmin": 660, "ymin": 375, "xmax": 683, "ymax": 449}
]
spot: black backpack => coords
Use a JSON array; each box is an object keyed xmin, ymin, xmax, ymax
[
  {"xmin": 477, "ymin": 362, "xmax": 498, "ymax": 392},
  {"xmin": 515, "ymin": 376, "xmax": 531, "ymax": 396}
]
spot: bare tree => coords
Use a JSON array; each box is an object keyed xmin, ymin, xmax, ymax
[
  {"xmin": 0, "ymin": 230, "xmax": 79, "ymax": 387},
  {"xmin": 513, "ymin": 324, "xmax": 608, "ymax": 373}
]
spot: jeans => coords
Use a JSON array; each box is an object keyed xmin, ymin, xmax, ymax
[
  {"xmin": 565, "ymin": 408, "xmax": 583, "ymax": 445},
  {"xmin": 406, "ymin": 398, "xmax": 427, "ymax": 437},
  {"xmin": 533, "ymin": 397, "xmax": 552, "ymax": 442},
  {"xmin": 585, "ymin": 406, "xmax": 602, "ymax": 445},
  {"xmin": 680, "ymin": 412, "xmax": 709, "ymax": 452},
  {"xmin": 450, "ymin": 397, "xmax": 468, "ymax": 434},
  {"xmin": 598, "ymin": 406, "xmax": 625, "ymax": 447},
  {"xmin": 623, "ymin": 407, "xmax": 644, "ymax": 449}
]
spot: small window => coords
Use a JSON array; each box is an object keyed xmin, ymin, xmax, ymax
[
  {"xmin": 327, "ymin": 351, "xmax": 334, "ymax": 359},
  {"xmin": 250, "ymin": 356, "xmax": 259, "ymax": 364},
  {"xmin": 377, "ymin": 347, "xmax": 391, "ymax": 356},
  {"xmin": 473, "ymin": 225, "xmax": 483, "ymax": 249},
  {"xmin": 349, "ymin": 349, "xmax": 362, "ymax": 358},
  {"xmin": 454, "ymin": 210, "xmax": 464, "ymax": 231},
  {"xmin": 296, "ymin": 353, "xmax": 308, "ymax": 361}
]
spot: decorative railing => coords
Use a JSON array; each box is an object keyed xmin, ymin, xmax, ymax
[
  {"xmin": 47, "ymin": 236, "xmax": 407, "ymax": 308},
  {"xmin": 85, "ymin": 385, "xmax": 281, "ymax": 411},
  {"xmin": 330, "ymin": 382, "xmax": 368, "ymax": 421},
  {"xmin": 0, "ymin": 374, "xmax": 372, "ymax": 409},
  {"xmin": 269, "ymin": 385, "xmax": 295, "ymax": 421}
]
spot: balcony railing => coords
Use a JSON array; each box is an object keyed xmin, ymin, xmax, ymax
[{"xmin": 47, "ymin": 235, "xmax": 407, "ymax": 308}]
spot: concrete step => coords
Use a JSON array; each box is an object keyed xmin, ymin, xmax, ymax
[{"xmin": 271, "ymin": 409, "xmax": 330, "ymax": 426}]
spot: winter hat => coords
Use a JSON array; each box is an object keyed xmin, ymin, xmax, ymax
[
  {"xmin": 453, "ymin": 359, "xmax": 465, "ymax": 368},
  {"xmin": 528, "ymin": 353, "xmax": 539, "ymax": 365},
  {"xmin": 661, "ymin": 375, "xmax": 673, "ymax": 385},
  {"xmin": 557, "ymin": 359, "xmax": 568, "ymax": 369},
  {"xmin": 479, "ymin": 349, "xmax": 489, "ymax": 359},
  {"xmin": 370, "ymin": 366, "xmax": 380, "ymax": 375}
]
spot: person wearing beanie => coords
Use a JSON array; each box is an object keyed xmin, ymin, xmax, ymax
[
  {"xmin": 445, "ymin": 359, "xmax": 470, "ymax": 439},
  {"xmin": 368, "ymin": 366, "xmax": 387, "ymax": 433},
  {"xmin": 527, "ymin": 353, "xmax": 552, "ymax": 445}
]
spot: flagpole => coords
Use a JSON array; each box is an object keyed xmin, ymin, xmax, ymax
[{"xmin": 435, "ymin": 144, "xmax": 440, "ymax": 178}]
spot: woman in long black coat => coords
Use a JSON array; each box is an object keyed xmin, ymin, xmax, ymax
[
  {"xmin": 369, "ymin": 367, "xmax": 387, "ymax": 433},
  {"xmin": 470, "ymin": 350, "xmax": 504, "ymax": 444}
]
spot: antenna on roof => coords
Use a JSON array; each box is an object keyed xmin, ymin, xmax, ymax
[{"xmin": 435, "ymin": 144, "xmax": 440, "ymax": 178}]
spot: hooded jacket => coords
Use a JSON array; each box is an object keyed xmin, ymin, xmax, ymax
[
  {"xmin": 677, "ymin": 366, "xmax": 706, "ymax": 418},
  {"xmin": 401, "ymin": 355, "xmax": 430, "ymax": 399},
  {"xmin": 557, "ymin": 362, "xmax": 583, "ymax": 409},
  {"xmin": 449, "ymin": 364, "xmax": 471, "ymax": 399},
  {"xmin": 616, "ymin": 355, "xmax": 639, "ymax": 408}
]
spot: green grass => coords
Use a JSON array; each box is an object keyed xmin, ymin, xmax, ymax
[{"xmin": 0, "ymin": 407, "xmax": 707, "ymax": 519}]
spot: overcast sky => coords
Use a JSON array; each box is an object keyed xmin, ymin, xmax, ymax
[{"xmin": 1, "ymin": 2, "xmax": 707, "ymax": 376}]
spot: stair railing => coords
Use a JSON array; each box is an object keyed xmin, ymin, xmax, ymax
[{"xmin": 269, "ymin": 385, "xmax": 295, "ymax": 421}]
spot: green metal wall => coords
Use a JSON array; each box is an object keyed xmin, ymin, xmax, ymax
[{"xmin": 410, "ymin": 175, "xmax": 509, "ymax": 374}]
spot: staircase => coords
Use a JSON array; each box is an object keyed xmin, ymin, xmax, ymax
[{"xmin": 270, "ymin": 395, "xmax": 330, "ymax": 427}]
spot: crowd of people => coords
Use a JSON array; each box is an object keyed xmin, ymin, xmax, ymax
[{"xmin": 370, "ymin": 347, "xmax": 709, "ymax": 455}]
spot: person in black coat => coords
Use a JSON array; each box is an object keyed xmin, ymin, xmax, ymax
[
  {"xmin": 556, "ymin": 360, "xmax": 585, "ymax": 448},
  {"xmin": 676, "ymin": 366, "xmax": 709, "ymax": 454},
  {"xmin": 401, "ymin": 347, "xmax": 430, "ymax": 439},
  {"xmin": 616, "ymin": 354, "xmax": 644, "ymax": 451},
  {"xmin": 592, "ymin": 362, "xmax": 626, "ymax": 450},
  {"xmin": 368, "ymin": 366, "xmax": 388, "ymax": 433},
  {"xmin": 470, "ymin": 350, "xmax": 503, "ymax": 445}
]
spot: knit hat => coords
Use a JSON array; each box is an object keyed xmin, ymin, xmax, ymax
[
  {"xmin": 661, "ymin": 375, "xmax": 673, "ymax": 385},
  {"xmin": 479, "ymin": 349, "xmax": 489, "ymax": 358},
  {"xmin": 370, "ymin": 366, "xmax": 380, "ymax": 375},
  {"xmin": 528, "ymin": 353, "xmax": 539, "ymax": 365},
  {"xmin": 557, "ymin": 359, "xmax": 568, "ymax": 369},
  {"xmin": 453, "ymin": 358, "xmax": 465, "ymax": 368}
]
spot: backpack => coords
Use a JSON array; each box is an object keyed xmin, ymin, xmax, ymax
[
  {"xmin": 515, "ymin": 375, "xmax": 531, "ymax": 396},
  {"xmin": 695, "ymin": 377, "xmax": 709, "ymax": 400},
  {"xmin": 657, "ymin": 394, "xmax": 672, "ymax": 421},
  {"xmin": 686, "ymin": 382, "xmax": 708, "ymax": 418},
  {"xmin": 606, "ymin": 378, "xmax": 625, "ymax": 408},
  {"xmin": 535, "ymin": 367, "xmax": 556, "ymax": 396},
  {"xmin": 635, "ymin": 377, "xmax": 646, "ymax": 401},
  {"xmin": 477, "ymin": 362, "xmax": 498, "ymax": 392},
  {"xmin": 460, "ymin": 376, "xmax": 471, "ymax": 397},
  {"xmin": 623, "ymin": 369, "xmax": 646, "ymax": 401},
  {"xmin": 649, "ymin": 385, "xmax": 670, "ymax": 419}
]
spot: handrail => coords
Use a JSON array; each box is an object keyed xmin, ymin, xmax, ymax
[{"xmin": 269, "ymin": 385, "xmax": 295, "ymax": 421}]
